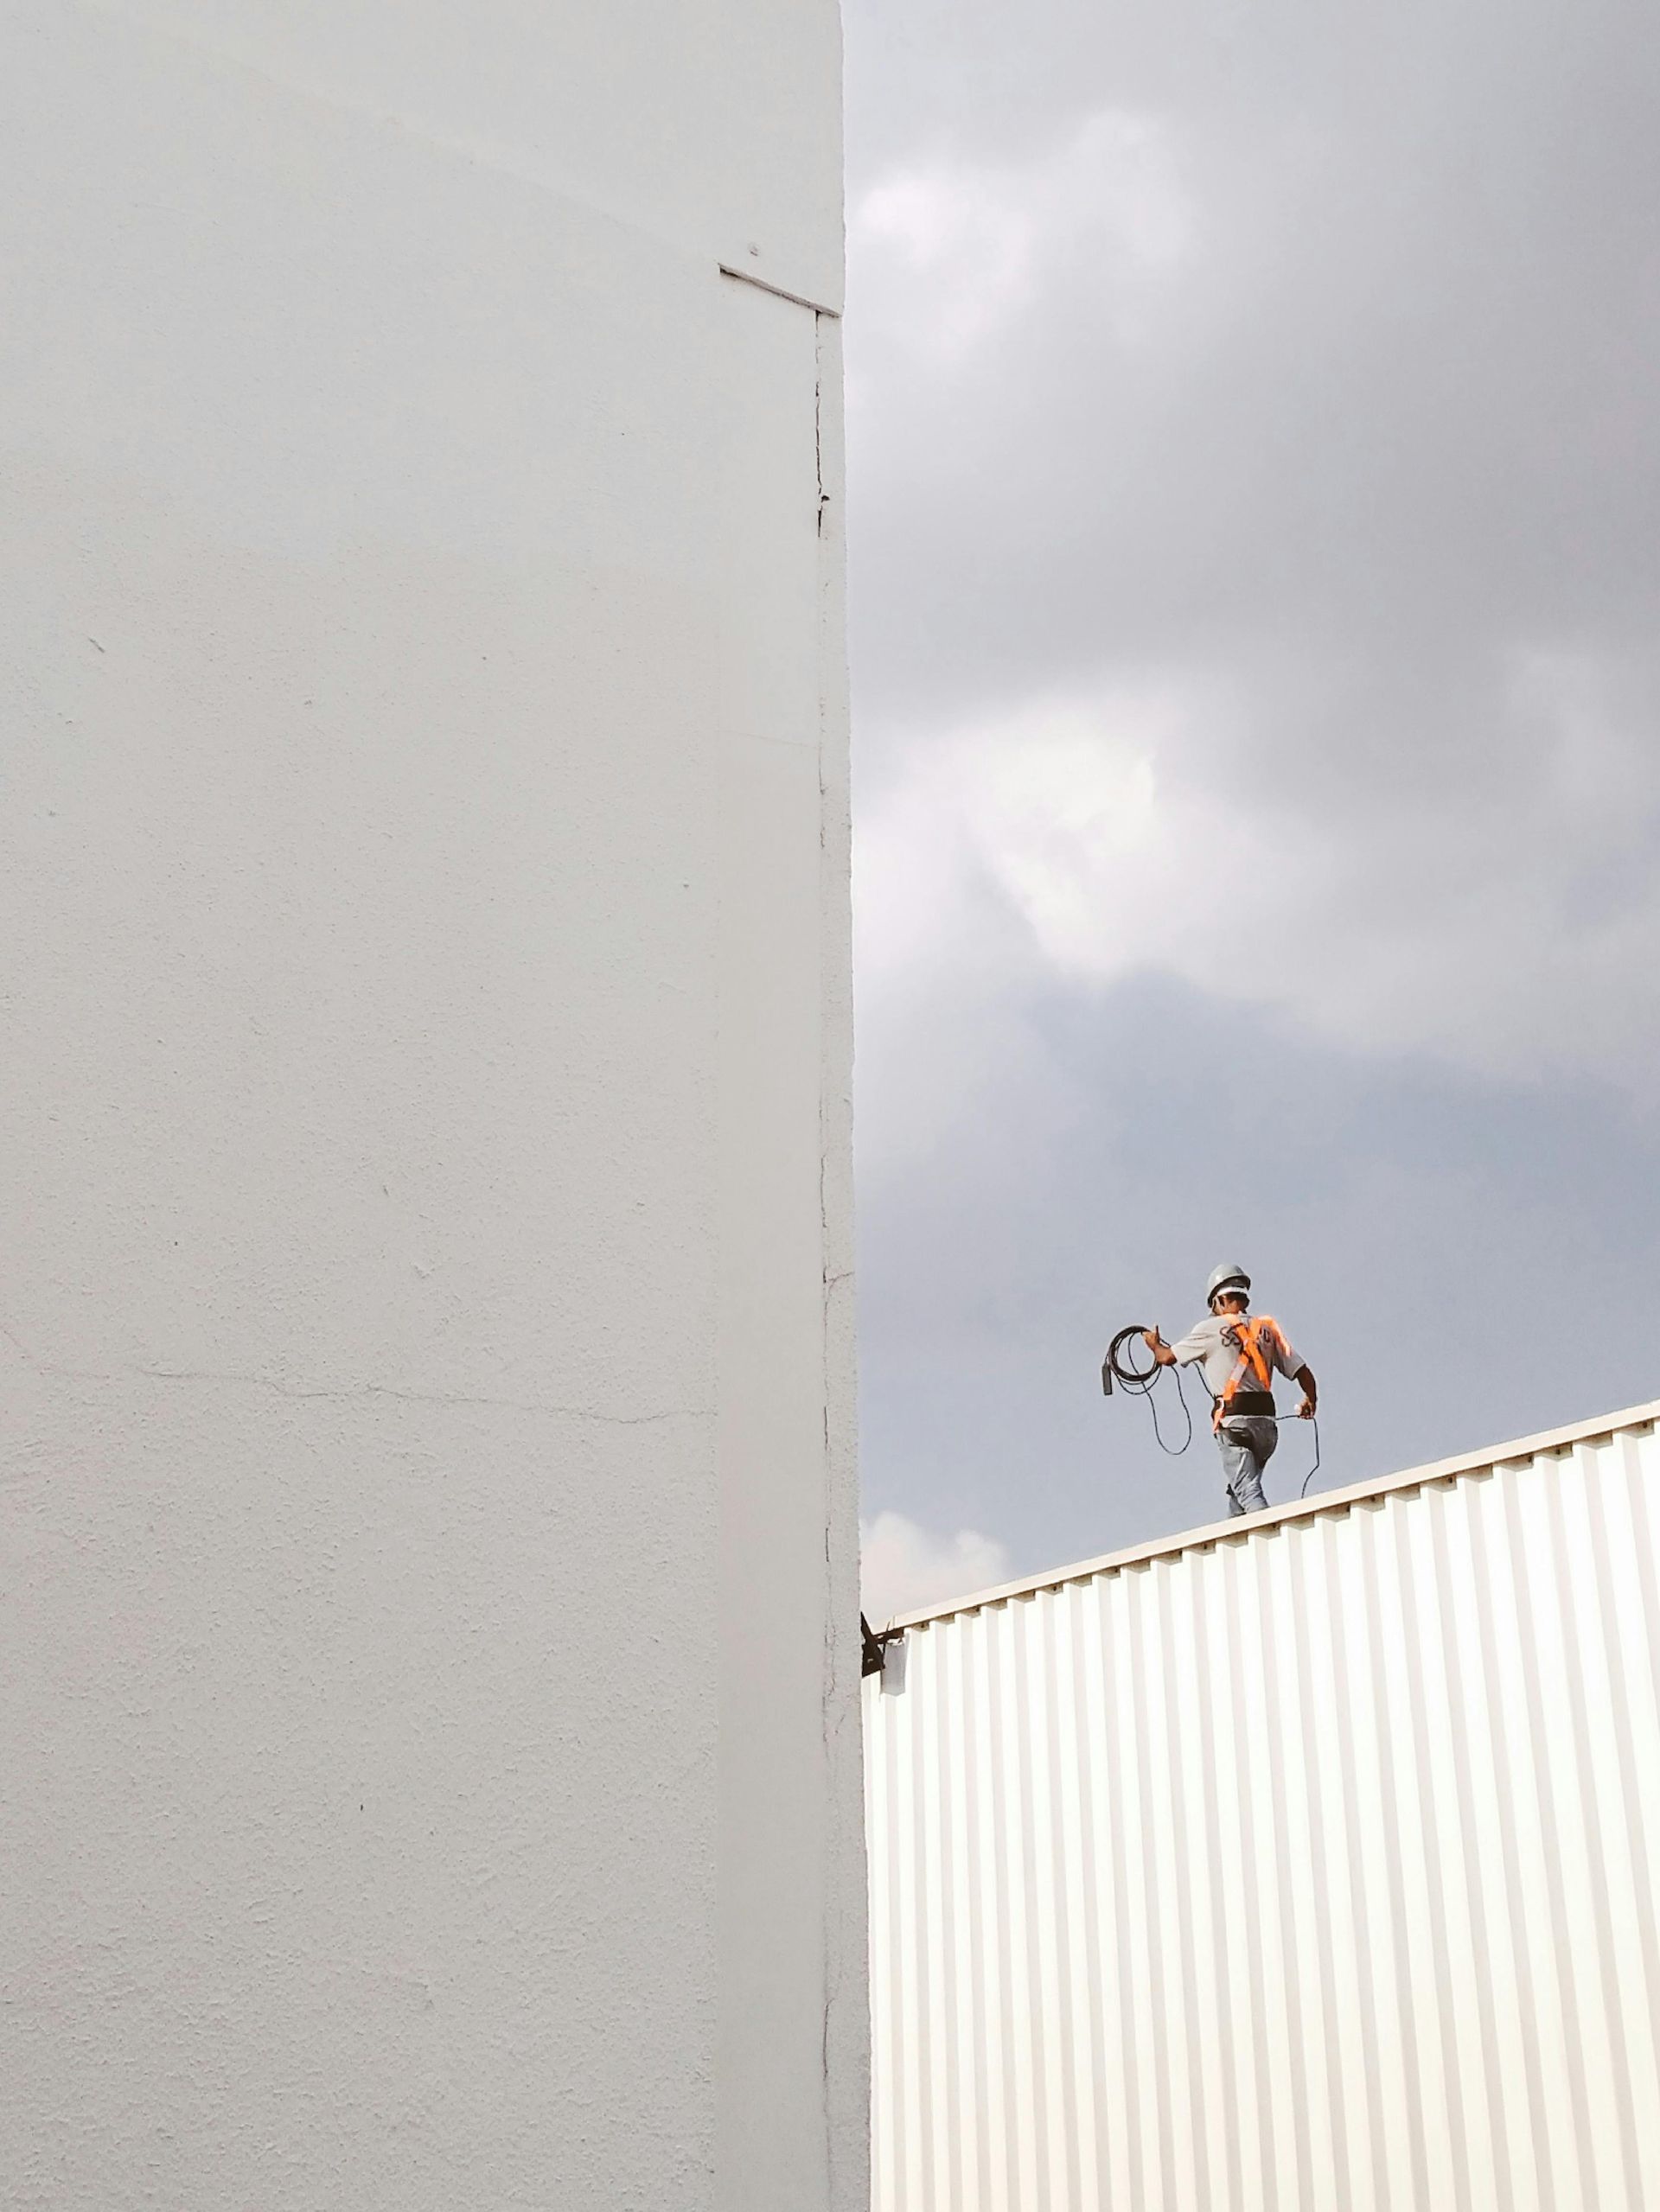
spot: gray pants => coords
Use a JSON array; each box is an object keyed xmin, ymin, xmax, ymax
[{"xmin": 1217, "ymin": 1416, "xmax": 1278, "ymax": 1516}]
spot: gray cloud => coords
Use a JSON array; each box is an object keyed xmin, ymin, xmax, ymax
[
  {"xmin": 845, "ymin": 0, "xmax": 1660, "ymax": 1572},
  {"xmin": 847, "ymin": 0, "xmax": 1660, "ymax": 730}
]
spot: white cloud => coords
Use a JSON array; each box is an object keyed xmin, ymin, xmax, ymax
[
  {"xmin": 850, "ymin": 109, "xmax": 1194, "ymax": 366},
  {"xmin": 861, "ymin": 1510, "xmax": 1014, "ymax": 1624},
  {"xmin": 856, "ymin": 655, "xmax": 1660, "ymax": 1095}
]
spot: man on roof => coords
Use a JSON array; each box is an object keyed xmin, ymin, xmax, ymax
[{"xmin": 1142, "ymin": 1265, "xmax": 1318, "ymax": 1517}]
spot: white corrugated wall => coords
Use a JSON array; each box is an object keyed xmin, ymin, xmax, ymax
[{"xmin": 865, "ymin": 1412, "xmax": 1660, "ymax": 2212}]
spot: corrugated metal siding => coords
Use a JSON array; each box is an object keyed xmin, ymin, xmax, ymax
[{"xmin": 865, "ymin": 1419, "xmax": 1660, "ymax": 2211}]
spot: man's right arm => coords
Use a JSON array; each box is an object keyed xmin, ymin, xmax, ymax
[{"xmin": 1145, "ymin": 1326, "xmax": 1207, "ymax": 1369}]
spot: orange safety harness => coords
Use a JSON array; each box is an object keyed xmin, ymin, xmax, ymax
[{"xmin": 1212, "ymin": 1314, "xmax": 1285, "ymax": 1432}]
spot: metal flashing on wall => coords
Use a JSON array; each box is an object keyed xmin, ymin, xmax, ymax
[{"xmin": 875, "ymin": 1398, "xmax": 1660, "ymax": 1632}]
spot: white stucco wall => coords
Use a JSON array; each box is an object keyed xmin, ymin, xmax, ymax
[{"xmin": 0, "ymin": 7, "xmax": 862, "ymax": 2207}]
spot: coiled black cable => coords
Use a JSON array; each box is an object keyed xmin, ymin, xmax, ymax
[{"xmin": 1101, "ymin": 1324, "xmax": 1197, "ymax": 1456}]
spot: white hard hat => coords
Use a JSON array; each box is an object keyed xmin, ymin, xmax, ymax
[{"xmin": 1205, "ymin": 1263, "xmax": 1252, "ymax": 1307}]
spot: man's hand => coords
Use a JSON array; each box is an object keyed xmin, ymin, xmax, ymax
[
  {"xmin": 1142, "ymin": 1328, "xmax": 1176, "ymax": 1367},
  {"xmin": 1294, "ymin": 1363, "xmax": 1318, "ymax": 1419},
  {"xmin": 1297, "ymin": 1394, "xmax": 1317, "ymax": 1421}
]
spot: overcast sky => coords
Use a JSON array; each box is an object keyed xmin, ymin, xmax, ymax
[{"xmin": 845, "ymin": 0, "xmax": 1660, "ymax": 1619}]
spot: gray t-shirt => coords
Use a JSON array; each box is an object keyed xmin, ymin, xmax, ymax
[{"xmin": 1169, "ymin": 1311, "xmax": 1306, "ymax": 1402}]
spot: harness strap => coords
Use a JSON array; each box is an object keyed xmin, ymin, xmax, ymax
[{"xmin": 1212, "ymin": 1314, "xmax": 1281, "ymax": 1431}]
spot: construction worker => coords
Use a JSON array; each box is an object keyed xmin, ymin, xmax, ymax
[{"xmin": 1142, "ymin": 1265, "xmax": 1317, "ymax": 1516}]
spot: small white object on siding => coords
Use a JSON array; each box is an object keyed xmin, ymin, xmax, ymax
[{"xmin": 865, "ymin": 1403, "xmax": 1660, "ymax": 2212}]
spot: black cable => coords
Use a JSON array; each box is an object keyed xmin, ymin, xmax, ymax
[
  {"xmin": 1299, "ymin": 1416, "xmax": 1323, "ymax": 1497},
  {"xmin": 1101, "ymin": 1325, "xmax": 1195, "ymax": 1456}
]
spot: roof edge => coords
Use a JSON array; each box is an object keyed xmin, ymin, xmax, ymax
[{"xmin": 878, "ymin": 1394, "xmax": 1660, "ymax": 1634}]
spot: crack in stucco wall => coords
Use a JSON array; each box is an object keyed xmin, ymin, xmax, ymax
[{"xmin": 0, "ymin": 1329, "xmax": 707, "ymax": 1426}]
